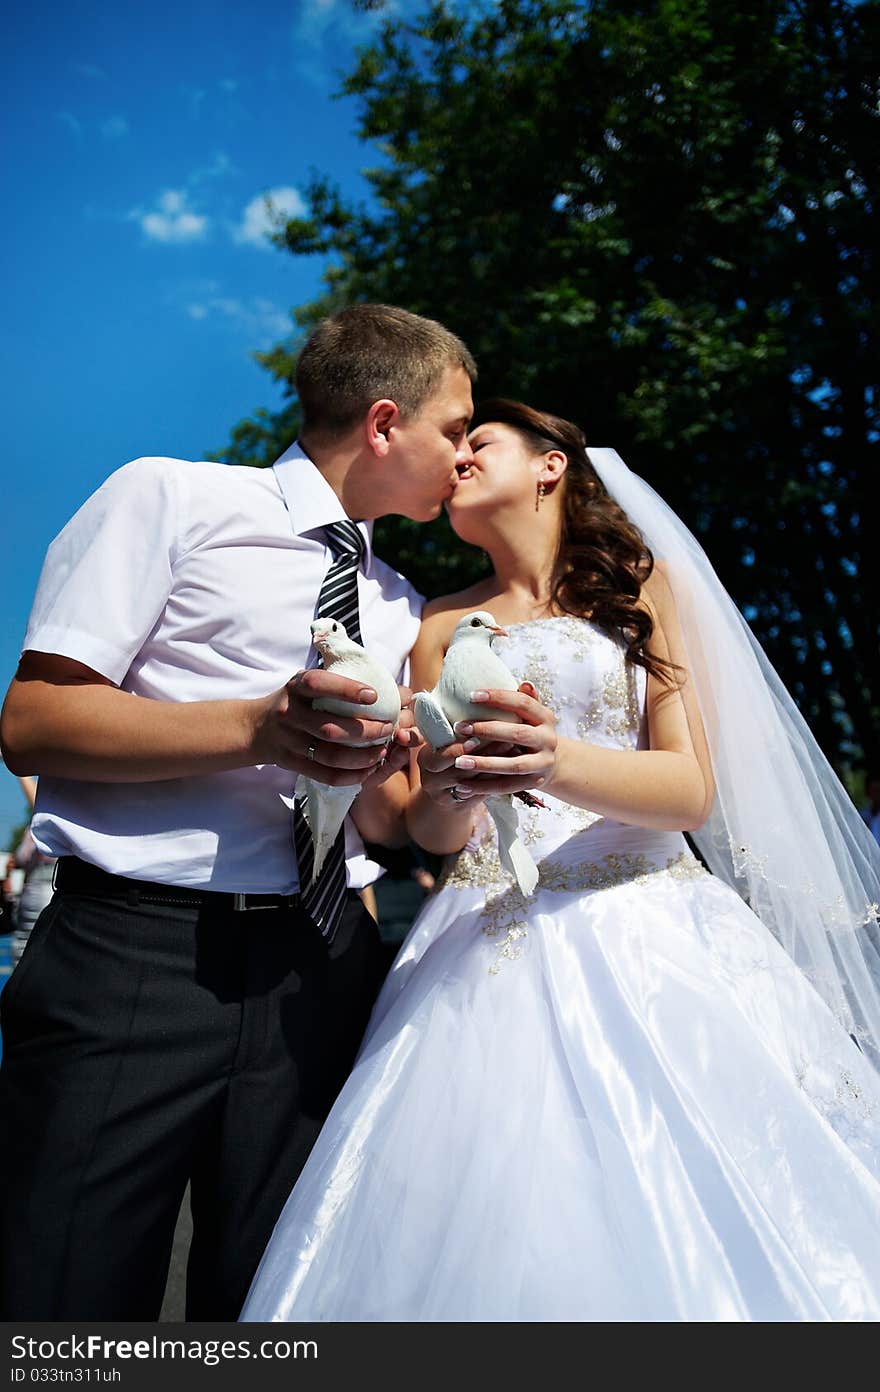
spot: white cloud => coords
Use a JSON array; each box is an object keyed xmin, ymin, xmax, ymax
[
  {"xmin": 233, "ymin": 187, "xmax": 305, "ymax": 248},
  {"xmin": 179, "ymin": 83, "xmax": 208, "ymax": 119},
  {"xmin": 296, "ymin": 0, "xmax": 344, "ymax": 44},
  {"xmin": 185, "ymin": 295, "xmax": 291, "ymax": 344},
  {"xmin": 293, "ymin": 0, "xmax": 405, "ymax": 46},
  {"xmin": 58, "ymin": 111, "xmax": 83, "ymax": 142},
  {"xmin": 288, "ymin": 0, "xmax": 405, "ymax": 83},
  {"xmin": 101, "ymin": 115, "xmax": 129, "ymax": 140},
  {"xmin": 188, "ymin": 151, "xmax": 237, "ymax": 186},
  {"xmin": 132, "ymin": 190, "xmax": 209, "ymax": 244}
]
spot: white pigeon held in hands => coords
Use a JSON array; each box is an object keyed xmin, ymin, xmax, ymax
[
  {"xmin": 289, "ymin": 618, "xmax": 401, "ymax": 884},
  {"xmin": 413, "ymin": 610, "xmax": 541, "ymax": 897}
]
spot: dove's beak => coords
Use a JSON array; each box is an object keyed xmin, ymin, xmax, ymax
[{"xmin": 490, "ymin": 624, "xmax": 508, "ymax": 638}]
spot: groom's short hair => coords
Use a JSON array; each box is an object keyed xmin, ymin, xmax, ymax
[{"xmin": 296, "ymin": 303, "xmax": 477, "ymax": 437}]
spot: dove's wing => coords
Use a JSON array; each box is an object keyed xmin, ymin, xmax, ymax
[
  {"xmin": 487, "ymin": 795, "xmax": 539, "ymax": 897},
  {"xmin": 290, "ymin": 777, "xmax": 359, "ymax": 884},
  {"xmin": 437, "ymin": 640, "xmax": 522, "ymax": 727},
  {"xmin": 286, "ymin": 630, "xmax": 398, "ymax": 884},
  {"xmin": 412, "ymin": 690, "xmax": 456, "ymax": 751},
  {"xmin": 313, "ymin": 646, "xmax": 401, "ymax": 740}
]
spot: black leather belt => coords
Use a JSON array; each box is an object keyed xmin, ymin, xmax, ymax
[{"xmin": 54, "ymin": 856, "xmax": 302, "ymax": 913}]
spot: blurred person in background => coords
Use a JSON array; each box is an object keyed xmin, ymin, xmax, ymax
[{"xmin": 10, "ymin": 778, "xmax": 56, "ymax": 969}]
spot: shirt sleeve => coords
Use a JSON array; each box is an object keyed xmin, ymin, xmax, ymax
[
  {"xmin": 395, "ymin": 594, "xmax": 424, "ymax": 686},
  {"xmin": 22, "ymin": 457, "xmax": 183, "ymax": 684}
]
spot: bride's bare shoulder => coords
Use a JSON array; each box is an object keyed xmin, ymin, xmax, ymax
[
  {"xmin": 421, "ymin": 578, "xmax": 497, "ymax": 629},
  {"xmin": 412, "ymin": 581, "xmax": 497, "ymax": 682}
]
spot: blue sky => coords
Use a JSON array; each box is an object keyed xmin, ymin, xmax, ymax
[{"xmin": 1, "ymin": 0, "xmax": 423, "ymax": 842}]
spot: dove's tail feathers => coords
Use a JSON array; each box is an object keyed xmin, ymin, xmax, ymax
[
  {"xmin": 309, "ymin": 828, "xmax": 336, "ymax": 884},
  {"xmin": 412, "ymin": 691, "xmax": 456, "ymax": 751},
  {"xmin": 487, "ymin": 797, "xmax": 540, "ymax": 898},
  {"xmin": 297, "ymin": 777, "xmax": 358, "ymax": 885},
  {"xmin": 503, "ymin": 836, "xmax": 540, "ymax": 898}
]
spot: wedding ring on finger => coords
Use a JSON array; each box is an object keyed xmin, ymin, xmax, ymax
[{"xmin": 450, "ymin": 786, "xmax": 470, "ymax": 802}]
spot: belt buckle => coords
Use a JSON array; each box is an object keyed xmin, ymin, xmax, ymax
[
  {"xmin": 233, "ymin": 890, "xmax": 299, "ymax": 913},
  {"xmin": 233, "ymin": 893, "xmax": 265, "ymax": 912},
  {"xmin": 232, "ymin": 892, "xmax": 286, "ymax": 912}
]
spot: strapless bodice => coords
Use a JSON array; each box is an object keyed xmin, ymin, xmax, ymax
[
  {"xmin": 469, "ymin": 615, "xmax": 647, "ymax": 851},
  {"xmin": 435, "ymin": 616, "xmax": 701, "ymax": 897}
]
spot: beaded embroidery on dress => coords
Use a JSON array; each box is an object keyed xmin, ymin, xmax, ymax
[{"xmin": 242, "ymin": 618, "xmax": 880, "ymax": 1323}]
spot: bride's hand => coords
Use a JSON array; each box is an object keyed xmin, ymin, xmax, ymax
[
  {"xmin": 416, "ymin": 730, "xmax": 514, "ymax": 807},
  {"xmin": 445, "ymin": 682, "xmax": 558, "ymax": 798},
  {"xmin": 417, "ymin": 735, "xmax": 487, "ymax": 807}
]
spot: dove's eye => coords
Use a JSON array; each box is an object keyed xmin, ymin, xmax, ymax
[
  {"xmin": 332, "ymin": 622, "xmax": 338, "ymax": 631},
  {"xmin": 470, "ymin": 617, "xmax": 482, "ymax": 627}
]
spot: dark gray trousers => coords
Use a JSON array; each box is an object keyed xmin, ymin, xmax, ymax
[{"xmin": 0, "ymin": 878, "xmax": 386, "ymax": 1320}]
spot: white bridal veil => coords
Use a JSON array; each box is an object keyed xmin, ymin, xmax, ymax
[{"xmin": 588, "ymin": 448, "xmax": 880, "ymax": 1083}]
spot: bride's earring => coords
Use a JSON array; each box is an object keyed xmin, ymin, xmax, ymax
[{"xmin": 536, "ymin": 480, "xmax": 546, "ymax": 511}]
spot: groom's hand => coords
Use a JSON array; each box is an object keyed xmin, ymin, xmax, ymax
[
  {"xmin": 252, "ymin": 669, "xmax": 396, "ymax": 785},
  {"xmin": 362, "ymin": 686, "xmax": 423, "ymax": 786}
]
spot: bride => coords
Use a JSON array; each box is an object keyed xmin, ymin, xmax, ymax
[{"xmin": 241, "ymin": 399, "xmax": 880, "ymax": 1322}]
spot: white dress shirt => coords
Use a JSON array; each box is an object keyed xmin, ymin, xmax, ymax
[{"xmin": 24, "ymin": 443, "xmax": 423, "ymax": 892}]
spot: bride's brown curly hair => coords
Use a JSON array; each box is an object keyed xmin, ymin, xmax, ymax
[{"xmin": 472, "ymin": 399, "xmax": 680, "ymax": 685}]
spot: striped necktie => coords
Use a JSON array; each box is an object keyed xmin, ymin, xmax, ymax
[{"xmin": 292, "ymin": 519, "xmax": 366, "ymax": 944}]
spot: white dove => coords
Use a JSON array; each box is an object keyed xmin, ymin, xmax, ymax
[
  {"xmin": 287, "ymin": 618, "xmax": 402, "ymax": 884},
  {"xmin": 413, "ymin": 610, "xmax": 541, "ymax": 897}
]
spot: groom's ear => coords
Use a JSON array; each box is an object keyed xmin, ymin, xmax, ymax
[{"xmin": 366, "ymin": 398, "xmax": 400, "ymax": 456}]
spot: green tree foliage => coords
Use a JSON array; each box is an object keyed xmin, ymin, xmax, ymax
[{"xmin": 220, "ymin": 0, "xmax": 879, "ymax": 773}]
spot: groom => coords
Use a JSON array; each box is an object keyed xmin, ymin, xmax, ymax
[{"xmin": 0, "ymin": 304, "xmax": 477, "ymax": 1320}]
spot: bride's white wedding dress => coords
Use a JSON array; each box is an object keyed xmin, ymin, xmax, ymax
[{"xmin": 242, "ymin": 616, "xmax": 880, "ymax": 1322}]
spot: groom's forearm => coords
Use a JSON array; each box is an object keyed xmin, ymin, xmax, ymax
[{"xmin": 1, "ymin": 670, "xmax": 262, "ymax": 782}]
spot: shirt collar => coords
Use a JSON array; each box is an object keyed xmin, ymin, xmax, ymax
[{"xmin": 271, "ymin": 439, "xmax": 374, "ymax": 568}]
